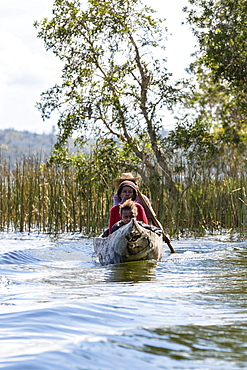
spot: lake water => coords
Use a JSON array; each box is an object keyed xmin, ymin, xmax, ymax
[{"xmin": 0, "ymin": 232, "xmax": 247, "ymax": 369}]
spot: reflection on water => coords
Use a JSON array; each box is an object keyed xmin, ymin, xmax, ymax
[
  {"xmin": 106, "ymin": 260, "xmax": 157, "ymax": 283},
  {"xmin": 0, "ymin": 233, "xmax": 247, "ymax": 369},
  {"xmin": 109, "ymin": 323, "xmax": 247, "ymax": 368},
  {"xmin": 145, "ymin": 324, "xmax": 247, "ymax": 365}
]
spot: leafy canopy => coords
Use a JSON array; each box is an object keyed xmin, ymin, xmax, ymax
[
  {"xmin": 182, "ymin": 0, "xmax": 247, "ymax": 145},
  {"xmin": 35, "ymin": 0, "xmax": 177, "ymax": 145},
  {"xmin": 35, "ymin": 0, "xmax": 184, "ymax": 196},
  {"xmin": 186, "ymin": 0, "xmax": 247, "ymax": 91}
]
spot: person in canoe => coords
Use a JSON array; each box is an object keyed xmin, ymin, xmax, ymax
[
  {"xmin": 111, "ymin": 198, "xmax": 138, "ymax": 233},
  {"xmin": 112, "ymin": 172, "xmax": 156, "ymax": 223},
  {"xmin": 108, "ymin": 180, "xmax": 148, "ymax": 234},
  {"xmin": 111, "ymin": 199, "xmax": 163, "ymax": 236}
]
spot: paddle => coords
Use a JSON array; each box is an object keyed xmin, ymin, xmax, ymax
[{"xmin": 137, "ymin": 190, "xmax": 176, "ymax": 253}]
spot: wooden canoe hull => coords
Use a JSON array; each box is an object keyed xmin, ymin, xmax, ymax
[{"xmin": 93, "ymin": 219, "xmax": 163, "ymax": 265}]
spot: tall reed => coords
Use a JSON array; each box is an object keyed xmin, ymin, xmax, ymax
[
  {"xmin": 0, "ymin": 154, "xmax": 108, "ymax": 234},
  {"xmin": 158, "ymin": 152, "xmax": 247, "ymax": 236},
  {"xmin": 0, "ymin": 151, "xmax": 246, "ymax": 236}
]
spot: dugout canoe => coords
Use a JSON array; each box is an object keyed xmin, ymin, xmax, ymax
[{"xmin": 93, "ymin": 218, "xmax": 163, "ymax": 265}]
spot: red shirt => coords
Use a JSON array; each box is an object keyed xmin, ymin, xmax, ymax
[{"xmin": 109, "ymin": 203, "xmax": 148, "ymax": 234}]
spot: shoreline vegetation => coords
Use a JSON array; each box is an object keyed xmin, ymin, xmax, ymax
[{"xmin": 0, "ymin": 151, "xmax": 246, "ymax": 238}]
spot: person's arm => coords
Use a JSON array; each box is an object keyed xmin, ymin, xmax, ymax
[
  {"xmin": 136, "ymin": 204, "xmax": 148, "ymax": 224},
  {"xmin": 113, "ymin": 193, "xmax": 120, "ymax": 206},
  {"xmin": 111, "ymin": 221, "xmax": 124, "ymax": 234}
]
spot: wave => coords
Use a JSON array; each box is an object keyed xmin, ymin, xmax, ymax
[{"xmin": 0, "ymin": 249, "xmax": 43, "ymax": 265}]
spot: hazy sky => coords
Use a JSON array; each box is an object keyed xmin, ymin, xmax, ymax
[{"xmin": 0, "ymin": 0, "xmax": 195, "ymax": 134}]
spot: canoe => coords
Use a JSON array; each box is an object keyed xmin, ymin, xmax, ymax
[{"xmin": 93, "ymin": 218, "xmax": 163, "ymax": 265}]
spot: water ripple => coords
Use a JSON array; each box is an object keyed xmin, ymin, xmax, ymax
[
  {"xmin": 0, "ymin": 249, "xmax": 44, "ymax": 265},
  {"xmin": 0, "ymin": 234, "xmax": 247, "ymax": 369}
]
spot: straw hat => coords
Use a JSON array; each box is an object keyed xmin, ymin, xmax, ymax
[{"xmin": 113, "ymin": 172, "xmax": 141, "ymax": 188}]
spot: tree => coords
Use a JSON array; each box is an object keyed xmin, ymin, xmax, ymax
[
  {"xmin": 186, "ymin": 0, "xmax": 247, "ymax": 90},
  {"xmin": 179, "ymin": 68, "xmax": 247, "ymax": 146},
  {"xmin": 35, "ymin": 0, "xmax": 183, "ymax": 199},
  {"xmin": 183, "ymin": 0, "xmax": 247, "ymax": 141}
]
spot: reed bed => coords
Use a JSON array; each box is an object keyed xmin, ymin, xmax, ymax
[
  {"xmin": 0, "ymin": 154, "xmax": 111, "ymax": 235},
  {"xmin": 0, "ymin": 151, "xmax": 246, "ymax": 236},
  {"xmin": 159, "ymin": 153, "xmax": 247, "ymax": 237}
]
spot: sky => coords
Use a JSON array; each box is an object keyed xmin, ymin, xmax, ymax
[{"xmin": 0, "ymin": 0, "xmax": 196, "ymax": 135}]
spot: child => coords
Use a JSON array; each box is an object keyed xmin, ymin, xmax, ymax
[
  {"xmin": 111, "ymin": 199, "xmax": 138, "ymax": 233},
  {"xmin": 111, "ymin": 199, "xmax": 163, "ymax": 236}
]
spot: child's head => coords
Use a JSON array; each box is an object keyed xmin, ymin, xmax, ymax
[
  {"xmin": 117, "ymin": 180, "xmax": 138, "ymax": 202},
  {"xmin": 119, "ymin": 199, "xmax": 138, "ymax": 224}
]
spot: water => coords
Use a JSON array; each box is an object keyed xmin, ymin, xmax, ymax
[{"xmin": 1, "ymin": 232, "xmax": 247, "ymax": 369}]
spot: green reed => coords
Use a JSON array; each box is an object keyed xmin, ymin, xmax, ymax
[
  {"xmin": 0, "ymin": 152, "xmax": 114, "ymax": 234},
  {"xmin": 157, "ymin": 152, "xmax": 247, "ymax": 237},
  {"xmin": 0, "ymin": 151, "xmax": 246, "ymax": 236}
]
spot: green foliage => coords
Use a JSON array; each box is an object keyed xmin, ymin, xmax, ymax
[
  {"xmin": 34, "ymin": 0, "xmax": 247, "ymax": 209},
  {"xmin": 1, "ymin": 151, "xmax": 247, "ymax": 236},
  {"xmin": 166, "ymin": 120, "xmax": 219, "ymax": 164},
  {"xmin": 184, "ymin": 0, "xmax": 247, "ymax": 142},
  {"xmin": 50, "ymin": 137, "xmax": 141, "ymax": 189},
  {"xmin": 186, "ymin": 0, "xmax": 247, "ymax": 91},
  {"xmin": 35, "ymin": 0, "xmax": 182, "ymax": 198},
  {"xmin": 177, "ymin": 69, "xmax": 247, "ymax": 147}
]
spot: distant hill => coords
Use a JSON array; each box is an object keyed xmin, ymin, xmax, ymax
[
  {"xmin": 0, "ymin": 129, "xmax": 57, "ymax": 164},
  {"xmin": 0, "ymin": 129, "xmax": 94, "ymax": 166}
]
